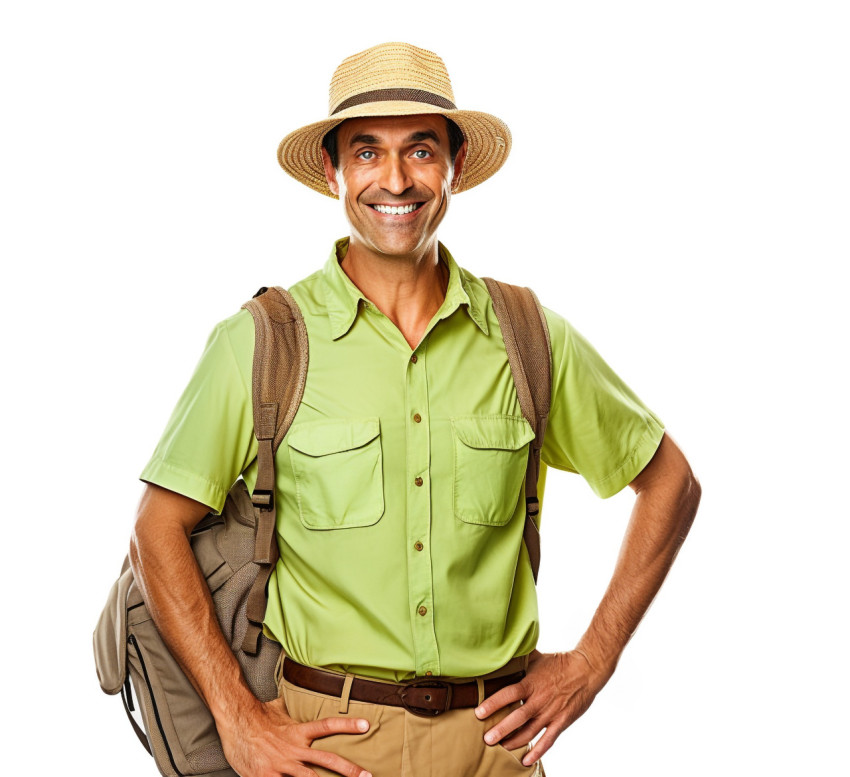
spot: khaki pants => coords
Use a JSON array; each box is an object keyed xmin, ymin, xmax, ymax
[{"xmin": 276, "ymin": 657, "xmax": 545, "ymax": 777}]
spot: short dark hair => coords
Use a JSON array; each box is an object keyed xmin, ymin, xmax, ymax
[{"xmin": 322, "ymin": 116, "xmax": 465, "ymax": 170}]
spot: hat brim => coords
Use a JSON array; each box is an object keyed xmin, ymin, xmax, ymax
[{"xmin": 277, "ymin": 100, "xmax": 511, "ymax": 199}]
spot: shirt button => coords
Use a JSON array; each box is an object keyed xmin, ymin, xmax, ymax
[
  {"xmin": 414, "ymin": 541, "xmax": 424, "ymax": 551},
  {"xmin": 411, "ymin": 354, "xmax": 418, "ymax": 364},
  {"xmin": 418, "ymin": 606, "xmax": 427, "ymax": 616},
  {"xmin": 425, "ymin": 671, "xmax": 433, "ymax": 676},
  {"xmin": 413, "ymin": 413, "xmax": 422, "ymax": 423},
  {"xmin": 414, "ymin": 477, "xmax": 423, "ymax": 487}
]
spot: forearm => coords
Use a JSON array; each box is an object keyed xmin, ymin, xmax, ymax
[
  {"xmin": 129, "ymin": 489, "xmax": 282, "ymax": 725},
  {"xmin": 577, "ymin": 441, "xmax": 701, "ymax": 675}
]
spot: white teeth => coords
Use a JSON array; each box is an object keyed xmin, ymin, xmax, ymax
[{"xmin": 373, "ymin": 203, "xmax": 419, "ymax": 214}]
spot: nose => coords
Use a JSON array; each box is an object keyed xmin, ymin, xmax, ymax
[{"xmin": 378, "ymin": 152, "xmax": 413, "ymax": 195}]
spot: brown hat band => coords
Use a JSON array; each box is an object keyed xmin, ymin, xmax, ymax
[{"xmin": 332, "ymin": 88, "xmax": 457, "ymax": 115}]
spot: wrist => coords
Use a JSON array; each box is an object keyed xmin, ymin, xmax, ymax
[
  {"xmin": 207, "ymin": 677, "xmax": 266, "ymax": 727},
  {"xmin": 573, "ymin": 640, "xmax": 619, "ymax": 682}
]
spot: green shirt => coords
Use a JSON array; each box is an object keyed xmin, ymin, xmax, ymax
[{"xmin": 141, "ymin": 238, "xmax": 665, "ymax": 682}]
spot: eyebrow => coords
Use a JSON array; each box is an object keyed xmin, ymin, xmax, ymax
[
  {"xmin": 349, "ymin": 133, "xmax": 381, "ymax": 146},
  {"xmin": 408, "ymin": 130, "xmax": 441, "ymax": 145},
  {"xmin": 348, "ymin": 130, "xmax": 442, "ymax": 147}
]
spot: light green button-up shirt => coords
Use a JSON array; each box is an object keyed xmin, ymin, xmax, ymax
[{"xmin": 141, "ymin": 238, "xmax": 665, "ymax": 682}]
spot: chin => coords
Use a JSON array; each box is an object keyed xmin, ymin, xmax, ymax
[{"xmin": 369, "ymin": 237, "xmax": 427, "ymax": 258}]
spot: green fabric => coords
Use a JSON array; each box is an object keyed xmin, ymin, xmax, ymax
[{"xmin": 140, "ymin": 238, "xmax": 665, "ymax": 682}]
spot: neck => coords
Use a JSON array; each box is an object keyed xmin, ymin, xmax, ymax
[{"xmin": 340, "ymin": 236, "xmax": 449, "ymax": 349}]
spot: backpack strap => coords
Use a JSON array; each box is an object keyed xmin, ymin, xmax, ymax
[
  {"xmin": 482, "ymin": 278, "xmax": 552, "ymax": 584},
  {"xmin": 239, "ymin": 286, "xmax": 309, "ymax": 654}
]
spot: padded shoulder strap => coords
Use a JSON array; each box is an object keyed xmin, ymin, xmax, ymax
[
  {"xmin": 242, "ymin": 286, "xmax": 310, "ymax": 454},
  {"xmin": 482, "ymin": 278, "xmax": 552, "ymax": 584},
  {"xmin": 238, "ymin": 285, "xmax": 309, "ymax": 653}
]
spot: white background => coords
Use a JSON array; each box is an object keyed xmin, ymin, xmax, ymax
[{"xmin": 2, "ymin": 1, "xmax": 848, "ymax": 774}]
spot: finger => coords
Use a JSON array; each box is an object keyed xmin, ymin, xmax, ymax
[
  {"xmin": 286, "ymin": 766, "xmax": 320, "ymax": 777},
  {"xmin": 308, "ymin": 747, "xmax": 373, "ymax": 777},
  {"xmin": 483, "ymin": 703, "xmax": 532, "ymax": 745},
  {"xmin": 300, "ymin": 716, "xmax": 371, "ymax": 740},
  {"xmin": 499, "ymin": 716, "xmax": 545, "ymax": 751},
  {"xmin": 521, "ymin": 724, "xmax": 562, "ymax": 767},
  {"xmin": 474, "ymin": 681, "xmax": 527, "ymax": 719}
]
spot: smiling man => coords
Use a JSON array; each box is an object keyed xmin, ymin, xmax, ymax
[{"xmin": 131, "ymin": 42, "xmax": 700, "ymax": 777}]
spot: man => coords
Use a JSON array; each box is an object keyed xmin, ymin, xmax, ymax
[{"xmin": 130, "ymin": 42, "xmax": 700, "ymax": 777}]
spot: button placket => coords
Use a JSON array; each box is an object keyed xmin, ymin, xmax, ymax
[{"xmin": 404, "ymin": 341, "xmax": 439, "ymax": 677}]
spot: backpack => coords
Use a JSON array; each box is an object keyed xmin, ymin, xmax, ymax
[{"xmin": 93, "ymin": 278, "xmax": 551, "ymax": 777}]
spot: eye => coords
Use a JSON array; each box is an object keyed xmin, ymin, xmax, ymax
[
  {"xmin": 358, "ymin": 150, "xmax": 376, "ymax": 160},
  {"xmin": 413, "ymin": 149, "xmax": 431, "ymax": 159}
]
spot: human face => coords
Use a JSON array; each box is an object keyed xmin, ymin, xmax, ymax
[{"xmin": 321, "ymin": 114, "xmax": 467, "ymax": 261}]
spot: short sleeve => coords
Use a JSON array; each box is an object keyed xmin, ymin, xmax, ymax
[
  {"xmin": 541, "ymin": 307, "xmax": 665, "ymax": 498},
  {"xmin": 139, "ymin": 309, "xmax": 257, "ymax": 513}
]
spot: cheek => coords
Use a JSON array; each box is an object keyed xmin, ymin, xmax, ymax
[{"xmin": 339, "ymin": 174, "xmax": 371, "ymax": 210}]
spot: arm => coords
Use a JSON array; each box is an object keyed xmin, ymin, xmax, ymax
[
  {"xmin": 130, "ymin": 482, "xmax": 373, "ymax": 777},
  {"xmin": 577, "ymin": 430, "xmax": 700, "ymax": 673},
  {"xmin": 474, "ymin": 432, "xmax": 701, "ymax": 766}
]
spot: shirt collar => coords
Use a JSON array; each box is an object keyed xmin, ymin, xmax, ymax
[{"xmin": 322, "ymin": 237, "xmax": 488, "ymax": 340}]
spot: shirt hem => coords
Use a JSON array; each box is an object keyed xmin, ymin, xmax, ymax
[
  {"xmin": 590, "ymin": 418, "xmax": 666, "ymax": 499},
  {"xmin": 139, "ymin": 457, "xmax": 228, "ymax": 514}
]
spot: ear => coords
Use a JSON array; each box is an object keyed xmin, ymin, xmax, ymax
[
  {"xmin": 451, "ymin": 139, "xmax": 469, "ymax": 193},
  {"xmin": 321, "ymin": 147, "xmax": 340, "ymax": 197}
]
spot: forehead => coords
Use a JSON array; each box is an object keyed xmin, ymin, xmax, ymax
[{"xmin": 335, "ymin": 114, "xmax": 449, "ymax": 145}]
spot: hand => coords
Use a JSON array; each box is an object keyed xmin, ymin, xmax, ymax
[
  {"xmin": 473, "ymin": 649, "xmax": 612, "ymax": 767},
  {"xmin": 219, "ymin": 697, "xmax": 373, "ymax": 777}
]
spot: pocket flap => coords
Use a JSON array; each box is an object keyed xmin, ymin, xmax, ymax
[
  {"xmin": 452, "ymin": 416, "xmax": 535, "ymax": 451},
  {"xmin": 287, "ymin": 418, "xmax": 381, "ymax": 457},
  {"xmin": 93, "ymin": 562, "xmax": 134, "ymax": 695}
]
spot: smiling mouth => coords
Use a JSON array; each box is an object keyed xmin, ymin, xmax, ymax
[{"xmin": 368, "ymin": 203, "xmax": 424, "ymax": 215}]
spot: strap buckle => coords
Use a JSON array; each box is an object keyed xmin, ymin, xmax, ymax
[{"xmin": 399, "ymin": 679, "xmax": 453, "ymax": 717}]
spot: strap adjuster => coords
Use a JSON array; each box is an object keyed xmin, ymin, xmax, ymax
[{"xmin": 251, "ymin": 489, "xmax": 274, "ymax": 510}]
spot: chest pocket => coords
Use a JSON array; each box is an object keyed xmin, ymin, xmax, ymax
[
  {"xmin": 287, "ymin": 418, "xmax": 384, "ymax": 530},
  {"xmin": 452, "ymin": 415, "xmax": 536, "ymax": 527}
]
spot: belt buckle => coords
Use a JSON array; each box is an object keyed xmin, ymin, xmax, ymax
[{"xmin": 399, "ymin": 679, "xmax": 453, "ymax": 717}]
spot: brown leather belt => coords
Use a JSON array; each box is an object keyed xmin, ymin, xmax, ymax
[{"xmin": 282, "ymin": 656, "xmax": 526, "ymax": 718}]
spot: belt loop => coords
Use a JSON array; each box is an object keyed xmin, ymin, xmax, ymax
[
  {"xmin": 476, "ymin": 677, "xmax": 485, "ymax": 706},
  {"xmin": 521, "ymin": 653, "xmax": 530, "ymax": 672},
  {"xmin": 338, "ymin": 673, "xmax": 355, "ymax": 714}
]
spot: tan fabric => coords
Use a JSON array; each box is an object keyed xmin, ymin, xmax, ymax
[{"xmin": 277, "ymin": 666, "xmax": 546, "ymax": 777}]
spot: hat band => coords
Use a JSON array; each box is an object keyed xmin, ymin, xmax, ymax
[{"xmin": 331, "ymin": 88, "xmax": 457, "ymax": 115}]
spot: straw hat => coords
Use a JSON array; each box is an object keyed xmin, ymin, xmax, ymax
[{"xmin": 277, "ymin": 42, "xmax": 512, "ymax": 199}]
